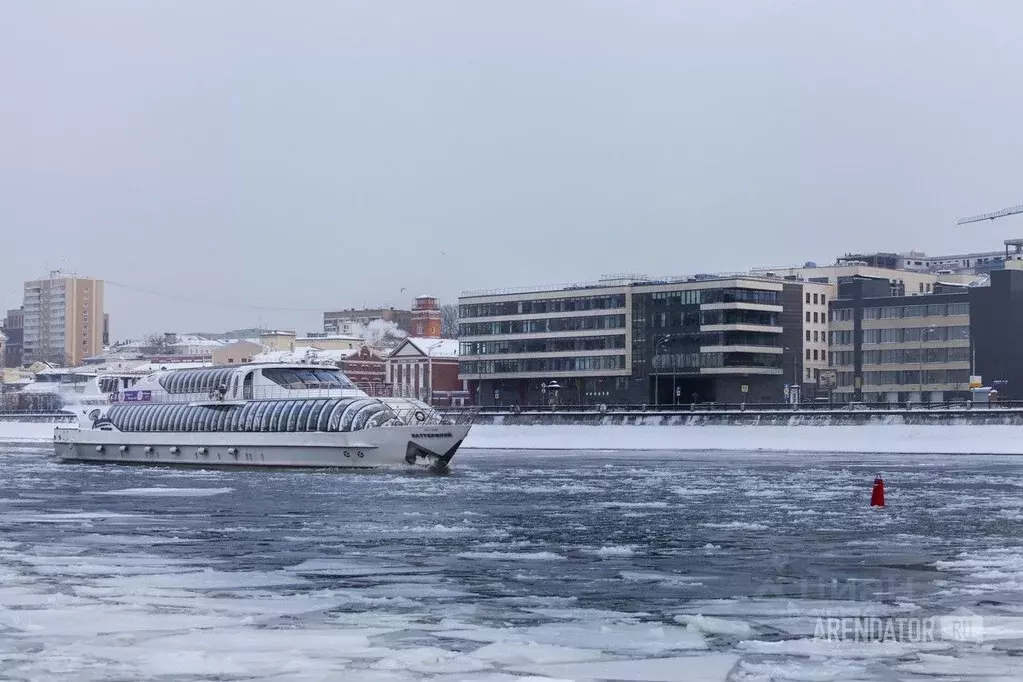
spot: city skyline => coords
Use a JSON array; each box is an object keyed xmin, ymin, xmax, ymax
[{"xmin": 3, "ymin": 2, "xmax": 1023, "ymax": 338}]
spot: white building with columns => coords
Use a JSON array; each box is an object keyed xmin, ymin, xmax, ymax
[{"xmin": 386, "ymin": 338, "xmax": 460, "ymax": 401}]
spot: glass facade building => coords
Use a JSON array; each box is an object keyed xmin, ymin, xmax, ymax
[{"xmin": 459, "ymin": 277, "xmax": 802, "ymax": 406}]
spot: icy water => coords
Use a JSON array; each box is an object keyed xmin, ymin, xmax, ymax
[{"xmin": 2, "ymin": 445, "xmax": 1023, "ymax": 681}]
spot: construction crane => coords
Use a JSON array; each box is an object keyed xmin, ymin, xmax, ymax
[{"xmin": 957, "ymin": 204, "xmax": 1023, "ymax": 225}]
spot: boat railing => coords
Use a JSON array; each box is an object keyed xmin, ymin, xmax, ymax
[
  {"xmin": 105, "ymin": 387, "xmax": 478, "ymax": 426},
  {"xmin": 110, "ymin": 386, "xmax": 376, "ymax": 405}
]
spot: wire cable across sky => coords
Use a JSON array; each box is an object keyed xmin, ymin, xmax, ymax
[{"xmin": 104, "ymin": 280, "xmax": 326, "ymax": 313}]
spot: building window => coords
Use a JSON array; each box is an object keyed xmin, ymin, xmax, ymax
[
  {"xmin": 805, "ymin": 292, "xmax": 811, "ymax": 304},
  {"xmin": 805, "ymin": 330, "xmax": 811, "ymax": 341},
  {"xmin": 813, "ymin": 330, "xmax": 819, "ymax": 342},
  {"xmin": 822, "ymin": 350, "xmax": 827, "ymax": 362},
  {"xmin": 813, "ymin": 349, "xmax": 819, "ymax": 360},
  {"xmin": 812, "ymin": 293, "xmax": 819, "ymax": 304},
  {"xmin": 805, "ymin": 348, "xmax": 811, "ymax": 360},
  {"xmin": 821, "ymin": 294, "xmax": 826, "ymax": 305},
  {"xmin": 805, "ymin": 311, "xmax": 810, "ymax": 323},
  {"xmin": 813, "ymin": 312, "xmax": 819, "ymax": 323}
]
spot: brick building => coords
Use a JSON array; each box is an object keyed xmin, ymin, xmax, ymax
[
  {"xmin": 411, "ymin": 296, "xmax": 442, "ymax": 338},
  {"xmin": 340, "ymin": 346, "xmax": 390, "ymax": 396}
]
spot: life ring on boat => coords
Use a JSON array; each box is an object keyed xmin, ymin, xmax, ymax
[
  {"xmin": 510, "ymin": 405, "xmax": 521, "ymax": 414},
  {"xmin": 414, "ymin": 410, "xmax": 426, "ymax": 422},
  {"xmin": 598, "ymin": 403, "xmax": 608, "ymax": 414}
]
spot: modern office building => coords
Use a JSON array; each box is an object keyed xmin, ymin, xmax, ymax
[
  {"xmin": 459, "ymin": 275, "xmax": 817, "ymax": 405},
  {"xmin": 840, "ymin": 239, "xmax": 1023, "ymax": 276},
  {"xmin": 828, "ymin": 268, "xmax": 1023, "ymax": 403},
  {"xmin": 22, "ymin": 272, "xmax": 105, "ymax": 367},
  {"xmin": 2, "ymin": 307, "xmax": 23, "ymax": 368},
  {"xmin": 749, "ymin": 262, "xmax": 976, "ymax": 297}
]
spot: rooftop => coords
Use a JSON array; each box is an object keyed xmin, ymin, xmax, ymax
[
  {"xmin": 460, "ymin": 272, "xmax": 773, "ymax": 299},
  {"xmin": 252, "ymin": 346, "xmax": 360, "ymax": 365},
  {"xmin": 401, "ymin": 338, "xmax": 459, "ymax": 357}
]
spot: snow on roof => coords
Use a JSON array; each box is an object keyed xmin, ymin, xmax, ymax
[
  {"xmin": 252, "ymin": 346, "xmax": 359, "ymax": 365},
  {"xmin": 403, "ymin": 338, "xmax": 459, "ymax": 357},
  {"xmin": 171, "ymin": 337, "xmax": 225, "ymax": 348},
  {"xmin": 298, "ymin": 333, "xmax": 362, "ymax": 341},
  {"xmin": 35, "ymin": 367, "xmax": 89, "ymax": 376},
  {"xmin": 128, "ymin": 361, "xmax": 215, "ymax": 373}
]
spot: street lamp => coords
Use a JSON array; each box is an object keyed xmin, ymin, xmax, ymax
[
  {"xmin": 653, "ymin": 336, "xmax": 667, "ymax": 406},
  {"xmin": 543, "ymin": 380, "xmax": 561, "ymax": 409},
  {"xmin": 918, "ymin": 325, "xmax": 936, "ymax": 402},
  {"xmin": 423, "ymin": 341, "xmax": 443, "ymax": 404},
  {"xmin": 783, "ymin": 346, "xmax": 801, "ymax": 405},
  {"xmin": 653, "ymin": 334, "xmax": 678, "ymax": 406}
]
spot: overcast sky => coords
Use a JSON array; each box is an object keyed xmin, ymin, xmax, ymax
[{"xmin": 3, "ymin": 1, "xmax": 1022, "ymax": 340}]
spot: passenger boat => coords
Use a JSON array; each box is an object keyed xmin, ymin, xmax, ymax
[{"xmin": 54, "ymin": 363, "xmax": 473, "ymax": 470}]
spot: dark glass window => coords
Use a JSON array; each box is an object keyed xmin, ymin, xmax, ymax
[{"xmin": 263, "ymin": 368, "xmax": 356, "ymax": 390}]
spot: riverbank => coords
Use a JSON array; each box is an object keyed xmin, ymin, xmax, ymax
[
  {"xmin": 462, "ymin": 406, "xmax": 1023, "ymax": 426},
  {"xmin": 463, "ymin": 424, "xmax": 1022, "ymax": 454}
]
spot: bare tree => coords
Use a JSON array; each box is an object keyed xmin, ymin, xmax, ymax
[
  {"xmin": 142, "ymin": 333, "xmax": 174, "ymax": 356},
  {"xmin": 441, "ymin": 304, "xmax": 459, "ymax": 339}
]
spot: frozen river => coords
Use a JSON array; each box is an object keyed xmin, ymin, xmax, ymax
[{"xmin": 2, "ymin": 443, "xmax": 1023, "ymax": 681}]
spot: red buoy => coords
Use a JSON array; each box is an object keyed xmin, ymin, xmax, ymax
[{"xmin": 870, "ymin": 475, "xmax": 885, "ymax": 507}]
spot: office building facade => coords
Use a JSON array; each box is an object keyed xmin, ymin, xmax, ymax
[
  {"xmin": 459, "ymin": 276, "xmax": 812, "ymax": 405},
  {"xmin": 2, "ymin": 308, "xmax": 23, "ymax": 368},
  {"xmin": 22, "ymin": 273, "xmax": 105, "ymax": 367},
  {"xmin": 828, "ymin": 269, "xmax": 1023, "ymax": 403}
]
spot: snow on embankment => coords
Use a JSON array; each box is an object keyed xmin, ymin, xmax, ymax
[
  {"xmin": 0, "ymin": 421, "xmax": 61, "ymax": 442},
  {"xmin": 462, "ymin": 424, "xmax": 1023, "ymax": 455},
  {"xmin": 3, "ymin": 419, "xmax": 1021, "ymax": 455}
]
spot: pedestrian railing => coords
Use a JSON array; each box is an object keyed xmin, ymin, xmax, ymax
[{"xmin": 445, "ymin": 400, "xmax": 1023, "ymax": 414}]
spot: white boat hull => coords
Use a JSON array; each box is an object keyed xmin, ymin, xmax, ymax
[{"xmin": 53, "ymin": 424, "xmax": 470, "ymax": 470}]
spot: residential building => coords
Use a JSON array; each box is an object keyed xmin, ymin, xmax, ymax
[
  {"xmin": 259, "ymin": 330, "xmax": 296, "ymax": 352},
  {"xmin": 459, "ymin": 275, "xmax": 818, "ymax": 406},
  {"xmin": 323, "ymin": 307, "xmax": 411, "ymax": 335},
  {"xmin": 3, "ymin": 307, "xmax": 24, "ymax": 368},
  {"xmin": 387, "ymin": 338, "xmax": 460, "ymax": 402},
  {"xmin": 843, "ymin": 239, "xmax": 1023, "ymax": 275},
  {"xmin": 295, "ymin": 333, "xmax": 362, "ymax": 351},
  {"xmin": 169, "ymin": 335, "xmax": 225, "ymax": 357},
  {"xmin": 22, "ymin": 272, "xmax": 105, "ymax": 367},
  {"xmin": 212, "ymin": 340, "xmax": 264, "ymax": 365},
  {"xmin": 749, "ymin": 262, "xmax": 975, "ymax": 297},
  {"xmin": 828, "ymin": 269, "xmax": 1023, "ymax": 403},
  {"xmin": 800, "ymin": 281, "xmax": 832, "ymax": 389},
  {"xmin": 411, "ymin": 296, "xmax": 442, "ymax": 338}
]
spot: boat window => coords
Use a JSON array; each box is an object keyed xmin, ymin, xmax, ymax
[
  {"xmin": 262, "ymin": 368, "xmax": 356, "ymax": 390},
  {"xmin": 243, "ymin": 372, "xmax": 254, "ymax": 400}
]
